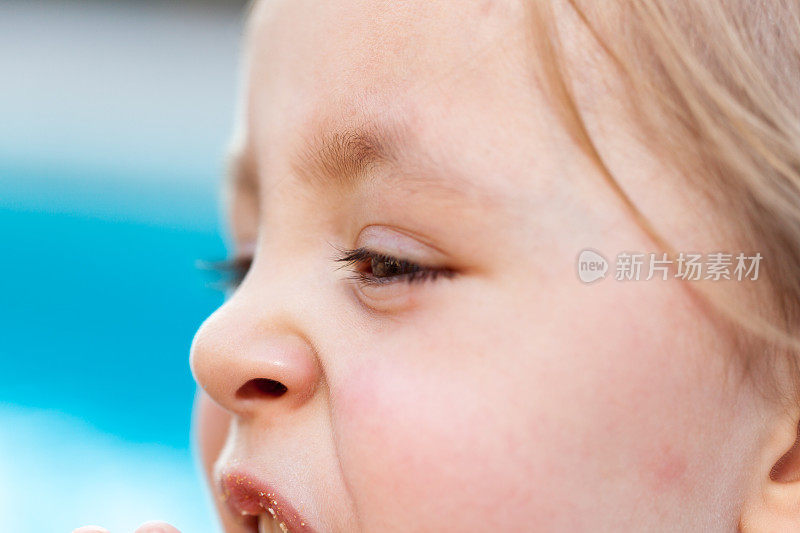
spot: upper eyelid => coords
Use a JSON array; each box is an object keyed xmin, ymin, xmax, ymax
[
  {"xmin": 331, "ymin": 246, "xmax": 423, "ymax": 271},
  {"xmin": 333, "ymin": 247, "xmax": 396, "ymax": 264}
]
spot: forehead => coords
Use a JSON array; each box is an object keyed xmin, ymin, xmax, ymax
[
  {"xmin": 238, "ymin": 0, "xmax": 541, "ymax": 178},
  {"xmin": 245, "ymin": 0, "xmax": 528, "ymax": 100},
  {"xmin": 230, "ymin": 0, "xmax": 658, "ymax": 250}
]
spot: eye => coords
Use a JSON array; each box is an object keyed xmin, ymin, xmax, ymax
[
  {"xmin": 198, "ymin": 255, "xmax": 253, "ymax": 292},
  {"xmin": 334, "ymin": 246, "xmax": 455, "ymax": 286}
]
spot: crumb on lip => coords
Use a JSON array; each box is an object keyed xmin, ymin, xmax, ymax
[{"xmin": 218, "ymin": 469, "xmax": 314, "ymax": 532}]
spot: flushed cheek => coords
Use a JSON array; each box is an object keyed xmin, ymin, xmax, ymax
[
  {"xmin": 529, "ymin": 280, "xmax": 746, "ymax": 527},
  {"xmin": 331, "ymin": 284, "xmax": 741, "ymax": 531},
  {"xmin": 333, "ymin": 358, "xmax": 546, "ymax": 532}
]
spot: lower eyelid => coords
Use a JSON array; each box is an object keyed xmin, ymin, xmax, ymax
[{"xmin": 352, "ymin": 278, "xmax": 419, "ymax": 311}]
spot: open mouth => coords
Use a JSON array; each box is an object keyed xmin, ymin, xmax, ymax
[
  {"xmin": 219, "ymin": 469, "xmax": 316, "ymax": 533},
  {"xmin": 258, "ymin": 510, "xmax": 292, "ymax": 533}
]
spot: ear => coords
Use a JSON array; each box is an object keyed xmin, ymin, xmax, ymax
[{"xmin": 739, "ymin": 404, "xmax": 800, "ymax": 532}]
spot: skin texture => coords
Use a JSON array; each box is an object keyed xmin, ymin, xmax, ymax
[
  {"xmin": 78, "ymin": 0, "xmax": 800, "ymax": 531},
  {"xmin": 190, "ymin": 0, "xmax": 775, "ymax": 531}
]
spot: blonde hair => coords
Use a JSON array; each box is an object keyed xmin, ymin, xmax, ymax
[{"xmin": 526, "ymin": 1, "xmax": 800, "ymax": 405}]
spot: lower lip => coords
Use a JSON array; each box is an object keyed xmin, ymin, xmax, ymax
[{"xmin": 220, "ymin": 470, "xmax": 315, "ymax": 533}]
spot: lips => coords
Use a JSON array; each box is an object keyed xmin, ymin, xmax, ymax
[{"xmin": 219, "ymin": 469, "xmax": 317, "ymax": 533}]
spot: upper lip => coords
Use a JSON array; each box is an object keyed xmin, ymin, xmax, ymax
[{"xmin": 219, "ymin": 468, "xmax": 317, "ymax": 532}]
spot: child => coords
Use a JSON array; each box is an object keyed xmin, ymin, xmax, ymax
[{"xmin": 78, "ymin": 0, "xmax": 800, "ymax": 531}]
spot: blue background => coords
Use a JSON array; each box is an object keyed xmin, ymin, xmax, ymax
[{"xmin": 0, "ymin": 1, "xmax": 245, "ymax": 530}]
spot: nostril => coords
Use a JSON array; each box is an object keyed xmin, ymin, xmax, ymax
[{"xmin": 236, "ymin": 378, "xmax": 288, "ymax": 399}]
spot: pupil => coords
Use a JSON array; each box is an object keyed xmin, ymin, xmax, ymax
[{"xmin": 372, "ymin": 257, "xmax": 402, "ymax": 277}]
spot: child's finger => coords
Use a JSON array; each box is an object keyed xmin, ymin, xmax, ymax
[
  {"xmin": 72, "ymin": 527, "xmax": 110, "ymax": 533},
  {"xmin": 133, "ymin": 521, "xmax": 181, "ymax": 533}
]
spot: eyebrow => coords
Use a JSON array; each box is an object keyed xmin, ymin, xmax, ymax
[
  {"xmin": 289, "ymin": 125, "xmax": 403, "ymax": 192},
  {"xmin": 226, "ymin": 121, "xmax": 503, "ymax": 211}
]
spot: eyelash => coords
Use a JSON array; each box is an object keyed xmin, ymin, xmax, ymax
[
  {"xmin": 199, "ymin": 256, "xmax": 253, "ymax": 292},
  {"xmin": 333, "ymin": 246, "xmax": 455, "ymax": 286},
  {"xmin": 202, "ymin": 247, "xmax": 454, "ymax": 291}
]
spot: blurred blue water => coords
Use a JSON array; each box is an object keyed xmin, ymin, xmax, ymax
[
  {"xmin": 0, "ymin": 2, "xmax": 243, "ymax": 529},
  {"xmin": 1, "ymin": 161, "xmax": 225, "ymax": 448},
  {"xmin": 0, "ymin": 159, "xmax": 227, "ymax": 531},
  {"xmin": 0, "ymin": 404, "xmax": 217, "ymax": 532}
]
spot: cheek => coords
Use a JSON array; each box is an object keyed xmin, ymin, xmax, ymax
[
  {"xmin": 537, "ymin": 281, "xmax": 747, "ymax": 522},
  {"xmin": 330, "ymin": 279, "xmax": 748, "ymax": 531},
  {"xmin": 334, "ymin": 357, "xmax": 538, "ymax": 531}
]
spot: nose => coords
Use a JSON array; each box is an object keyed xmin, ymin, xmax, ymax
[{"xmin": 190, "ymin": 300, "xmax": 322, "ymax": 418}]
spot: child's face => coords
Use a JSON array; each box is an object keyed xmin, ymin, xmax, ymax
[{"xmin": 191, "ymin": 1, "xmax": 767, "ymax": 531}]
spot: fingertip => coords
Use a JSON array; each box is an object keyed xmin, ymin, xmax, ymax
[
  {"xmin": 72, "ymin": 527, "xmax": 110, "ymax": 533},
  {"xmin": 134, "ymin": 520, "xmax": 181, "ymax": 533}
]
